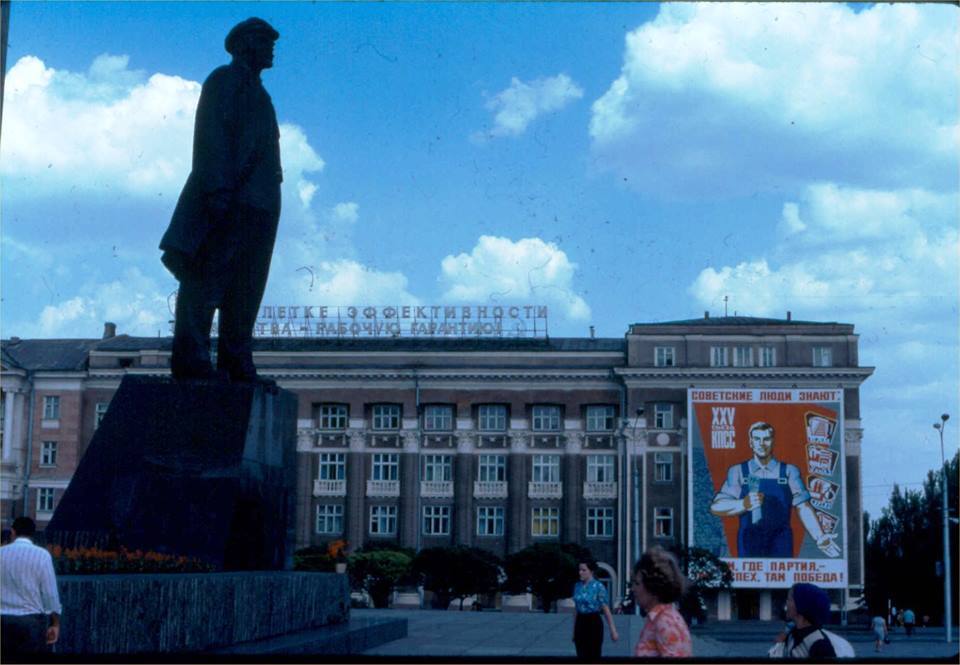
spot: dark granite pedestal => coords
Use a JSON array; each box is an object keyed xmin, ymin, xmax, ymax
[{"xmin": 46, "ymin": 375, "xmax": 297, "ymax": 570}]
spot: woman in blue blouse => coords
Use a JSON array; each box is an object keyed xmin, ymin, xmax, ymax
[{"xmin": 572, "ymin": 559, "xmax": 619, "ymax": 659}]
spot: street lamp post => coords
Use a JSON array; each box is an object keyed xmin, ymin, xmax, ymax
[{"xmin": 934, "ymin": 413, "xmax": 952, "ymax": 644}]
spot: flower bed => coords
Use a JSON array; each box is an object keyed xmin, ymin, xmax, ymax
[{"xmin": 48, "ymin": 545, "xmax": 215, "ymax": 574}]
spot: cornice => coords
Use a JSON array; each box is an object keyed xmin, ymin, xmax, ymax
[{"xmin": 613, "ymin": 366, "xmax": 874, "ymax": 386}]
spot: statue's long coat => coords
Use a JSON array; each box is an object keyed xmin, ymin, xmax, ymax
[{"xmin": 160, "ymin": 61, "xmax": 282, "ymax": 260}]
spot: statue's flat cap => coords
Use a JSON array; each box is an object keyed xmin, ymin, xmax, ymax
[{"xmin": 225, "ymin": 18, "xmax": 279, "ymax": 54}]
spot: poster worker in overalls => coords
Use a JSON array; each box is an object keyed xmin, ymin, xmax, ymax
[{"xmin": 710, "ymin": 422, "xmax": 840, "ymax": 558}]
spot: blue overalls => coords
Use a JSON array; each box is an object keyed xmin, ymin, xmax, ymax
[{"xmin": 737, "ymin": 460, "xmax": 793, "ymax": 557}]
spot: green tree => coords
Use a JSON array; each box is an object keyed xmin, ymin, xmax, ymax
[
  {"xmin": 503, "ymin": 543, "xmax": 592, "ymax": 612},
  {"xmin": 671, "ymin": 546, "xmax": 733, "ymax": 624},
  {"xmin": 412, "ymin": 545, "xmax": 502, "ymax": 610},
  {"xmin": 864, "ymin": 450, "xmax": 959, "ymax": 625},
  {"xmin": 347, "ymin": 549, "xmax": 413, "ymax": 608}
]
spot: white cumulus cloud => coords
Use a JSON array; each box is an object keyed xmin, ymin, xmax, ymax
[
  {"xmin": 590, "ymin": 3, "xmax": 959, "ymax": 196},
  {"xmin": 439, "ymin": 236, "xmax": 591, "ymax": 321},
  {"xmin": 1, "ymin": 54, "xmax": 324, "ymax": 203},
  {"xmin": 478, "ymin": 74, "xmax": 584, "ymax": 139},
  {"xmin": 689, "ymin": 184, "xmax": 959, "ymax": 327},
  {"xmin": 24, "ymin": 267, "xmax": 171, "ymax": 338}
]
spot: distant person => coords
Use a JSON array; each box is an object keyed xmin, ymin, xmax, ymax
[
  {"xmin": 903, "ymin": 607, "xmax": 915, "ymax": 637},
  {"xmin": 0, "ymin": 517, "xmax": 62, "ymax": 658},
  {"xmin": 710, "ymin": 422, "xmax": 840, "ymax": 558},
  {"xmin": 571, "ymin": 559, "xmax": 618, "ymax": 660},
  {"xmin": 871, "ymin": 614, "xmax": 888, "ymax": 653},
  {"xmin": 160, "ymin": 17, "xmax": 283, "ymax": 383},
  {"xmin": 631, "ymin": 547, "xmax": 692, "ymax": 658},
  {"xmin": 781, "ymin": 582, "xmax": 854, "ymax": 658}
]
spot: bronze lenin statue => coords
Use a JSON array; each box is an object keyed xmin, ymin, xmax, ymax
[{"xmin": 160, "ymin": 18, "xmax": 282, "ymax": 382}]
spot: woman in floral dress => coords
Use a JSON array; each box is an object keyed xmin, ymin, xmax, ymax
[{"xmin": 631, "ymin": 547, "xmax": 692, "ymax": 657}]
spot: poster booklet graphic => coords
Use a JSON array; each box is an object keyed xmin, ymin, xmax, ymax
[{"xmin": 687, "ymin": 388, "xmax": 847, "ymax": 588}]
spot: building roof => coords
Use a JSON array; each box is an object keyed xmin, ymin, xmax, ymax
[
  {"xmin": 630, "ymin": 315, "xmax": 841, "ymax": 327},
  {"xmin": 0, "ymin": 338, "xmax": 108, "ymax": 372},
  {"xmin": 2, "ymin": 335, "xmax": 626, "ymax": 372}
]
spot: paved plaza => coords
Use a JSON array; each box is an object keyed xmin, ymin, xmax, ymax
[{"xmin": 358, "ymin": 609, "xmax": 959, "ymax": 660}]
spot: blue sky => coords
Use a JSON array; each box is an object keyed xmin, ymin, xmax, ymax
[{"xmin": 2, "ymin": 2, "xmax": 957, "ymax": 517}]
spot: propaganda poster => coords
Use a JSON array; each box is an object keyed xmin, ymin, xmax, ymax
[{"xmin": 687, "ymin": 388, "xmax": 847, "ymax": 588}]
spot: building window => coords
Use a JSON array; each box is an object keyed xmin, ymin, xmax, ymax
[
  {"xmin": 369, "ymin": 505, "xmax": 397, "ymax": 535},
  {"xmin": 43, "ymin": 396, "xmax": 60, "ymax": 420},
  {"xmin": 318, "ymin": 453, "xmax": 346, "ymax": 480},
  {"xmin": 585, "ymin": 405, "xmax": 615, "ymax": 432},
  {"xmin": 371, "ymin": 453, "xmax": 399, "ymax": 481},
  {"xmin": 732, "ymin": 346, "xmax": 753, "ymax": 367},
  {"xmin": 654, "ymin": 404, "xmax": 674, "ymax": 429},
  {"xmin": 477, "ymin": 404, "xmax": 507, "ymax": 431},
  {"xmin": 372, "ymin": 404, "xmax": 401, "ymax": 430},
  {"xmin": 586, "ymin": 507, "xmax": 614, "ymax": 538},
  {"xmin": 709, "ymin": 347, "xmax": 729, "ymax": 367},
  {"xmin": 316, "ymin": 504, "xmax": 344, "ymax": 534},
  {"xmin": 531, "ymin": 507, "xmax": 560, "ymax": 537},
  {"xmin": 532, "ymin": 454, "xmax": 560, "ymax": 483},
  {"xmin": 813, "ymin": 346, "xmax": 833, "ymax": 367},
  {"xmin": 654, "ymin": 346, "xmax": 675, "ymax": 367},
  {"xmin": 318, "ymin": 404, "xmax": 348, "ymax": 430},
  {"xmin": 476, "ymin": 506, "xmax": 504, "ymax": 536},
  {"xmin": 759, "ymin": 346, "xmax": 777, "ymax": 367},
  {"xmin": 531, "ymin": 405, "xmax": 561, "ymax": 431},
  {"xmin": 654, "ymin": 453, "xmax": 673, "ymax": 482},
  {"xmin": 422, "ymin": 505, "xmax": 451, "ymax": 535},
  {"xmin": 422, "ymin": 454, "xmax": 452, "ymax": 482},
  {"xmin": 654, "ymin": 507, "xmax": 674, "ymax": 538},
  {"xmin": 423, "ymin": 405, "xmax": 453, "ymax": 431},
  {"xmin": 586, "ymin": 455, "xmax": 615, "ymax": 482},
  {"xmin": 94, "ymin": 402, "xmax": 109, "ymax": 429},
  {"xmin": 40, "ymin": 442, "xmax": 57, "ymax": 467},
  {"xmin": 477, "ymin": 454, "xmax": 506, "ymax": 482},
  {"xmin": 37, "ymin": 488, "xmax": 55, "ymax": 513}
]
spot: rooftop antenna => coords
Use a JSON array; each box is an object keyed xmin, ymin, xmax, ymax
[{"xmin": 723, "ymin": 295, "xmax": 729, "ymax": 317}]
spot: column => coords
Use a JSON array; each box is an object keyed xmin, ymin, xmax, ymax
[
  {"xmin": 759, "ymin": 590, "xmax": 772, "ymax": 620},
  {"xmin": 718, "ymin": 590, "xmax": 732, "ymax": 621},
  {"xmin": 2, "ymin": 390, "xmax": 14, "ymax": 461}
]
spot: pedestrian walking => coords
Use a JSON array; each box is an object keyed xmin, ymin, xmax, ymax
[
  {"xmin": 903, "ymin": 608, "xmax": 915, "ymax": 637},
  {"xmin": 1, "ymin": 517, "xmax": 62, "ymax": 658},
  {"xmin": 780, "ymin": 582, "xmax": 855, "ymax": 658},
  {"xmin": 631, "ymin": 547, "xmax": 692, "ymax": 657},
  {"xmin": 871, "ymin": 614, "xmax": 888, "ymax": 653},
  {"xmin": 571, "ymin": 559, "xmax": 618, "ymax": 660}
]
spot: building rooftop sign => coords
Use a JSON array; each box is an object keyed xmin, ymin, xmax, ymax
[{"xmin": 247, "ymin": 304, "xmax": 550, "ymax": 338}]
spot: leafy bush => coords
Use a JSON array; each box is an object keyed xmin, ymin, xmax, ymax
[
  {"xmin": 347, "ymin": 549, "xmax": 413, "ymax": 608},
  {"xmin": 293, "ymin": 539, "xmax": 350, "ymax": 572},
  {"xmin": 504, "ymin": 543, "xmax": 592, "ymax": 612},
  {"xmin": 412, "ymin": 545, "xmax": 502, "ymax": 610},
  {"xmin": 47, "ymin": 545, "xmax": 215, "ymax": 574}
]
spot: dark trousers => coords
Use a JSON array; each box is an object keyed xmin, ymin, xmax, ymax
[
  {"xmin": 171, "ymin": 204, "xmax": 278, "ymax": 379},
  {"xmin": 1, "ymin": 614, "xmax": 50, "ymax": 659},
  {"xmin": 574, "ymin": 612, "xmax": 603, "ymax": 661}
]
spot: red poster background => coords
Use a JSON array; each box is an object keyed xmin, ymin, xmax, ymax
[{"xmin": 693, "ymin": 402, "xmax": 839, "ymax": 558}]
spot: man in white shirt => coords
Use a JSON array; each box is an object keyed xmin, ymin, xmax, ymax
[
  {"xmin": 710, "ymin": 422, "xmax": 840, "ymax": 558},
  {"xmin": 1, "ymin": 517, "xmax": 62, "ymax": 656}
]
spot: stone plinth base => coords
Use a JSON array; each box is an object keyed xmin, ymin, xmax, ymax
[
  {"xmin": 54, "ymin": 572, "xmax": 347, "ymax": 655},
  {"xmin": 46, "ymin": 375, "xmax": 297, "ymax": 570}
]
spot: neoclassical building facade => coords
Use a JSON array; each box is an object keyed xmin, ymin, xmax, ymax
[{"xmin": 1, "ymin": 314, "xmax": 872, "ymax": 618}]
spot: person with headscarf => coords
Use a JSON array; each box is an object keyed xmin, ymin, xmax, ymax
[{"xmin": 781, "ymin": 582, "xmax": 855, "ymax": 658}]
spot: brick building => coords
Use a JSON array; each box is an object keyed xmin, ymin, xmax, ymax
[{"xmin": 0, "ymin": 314, "xmax": 872, "ymax": 618}]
